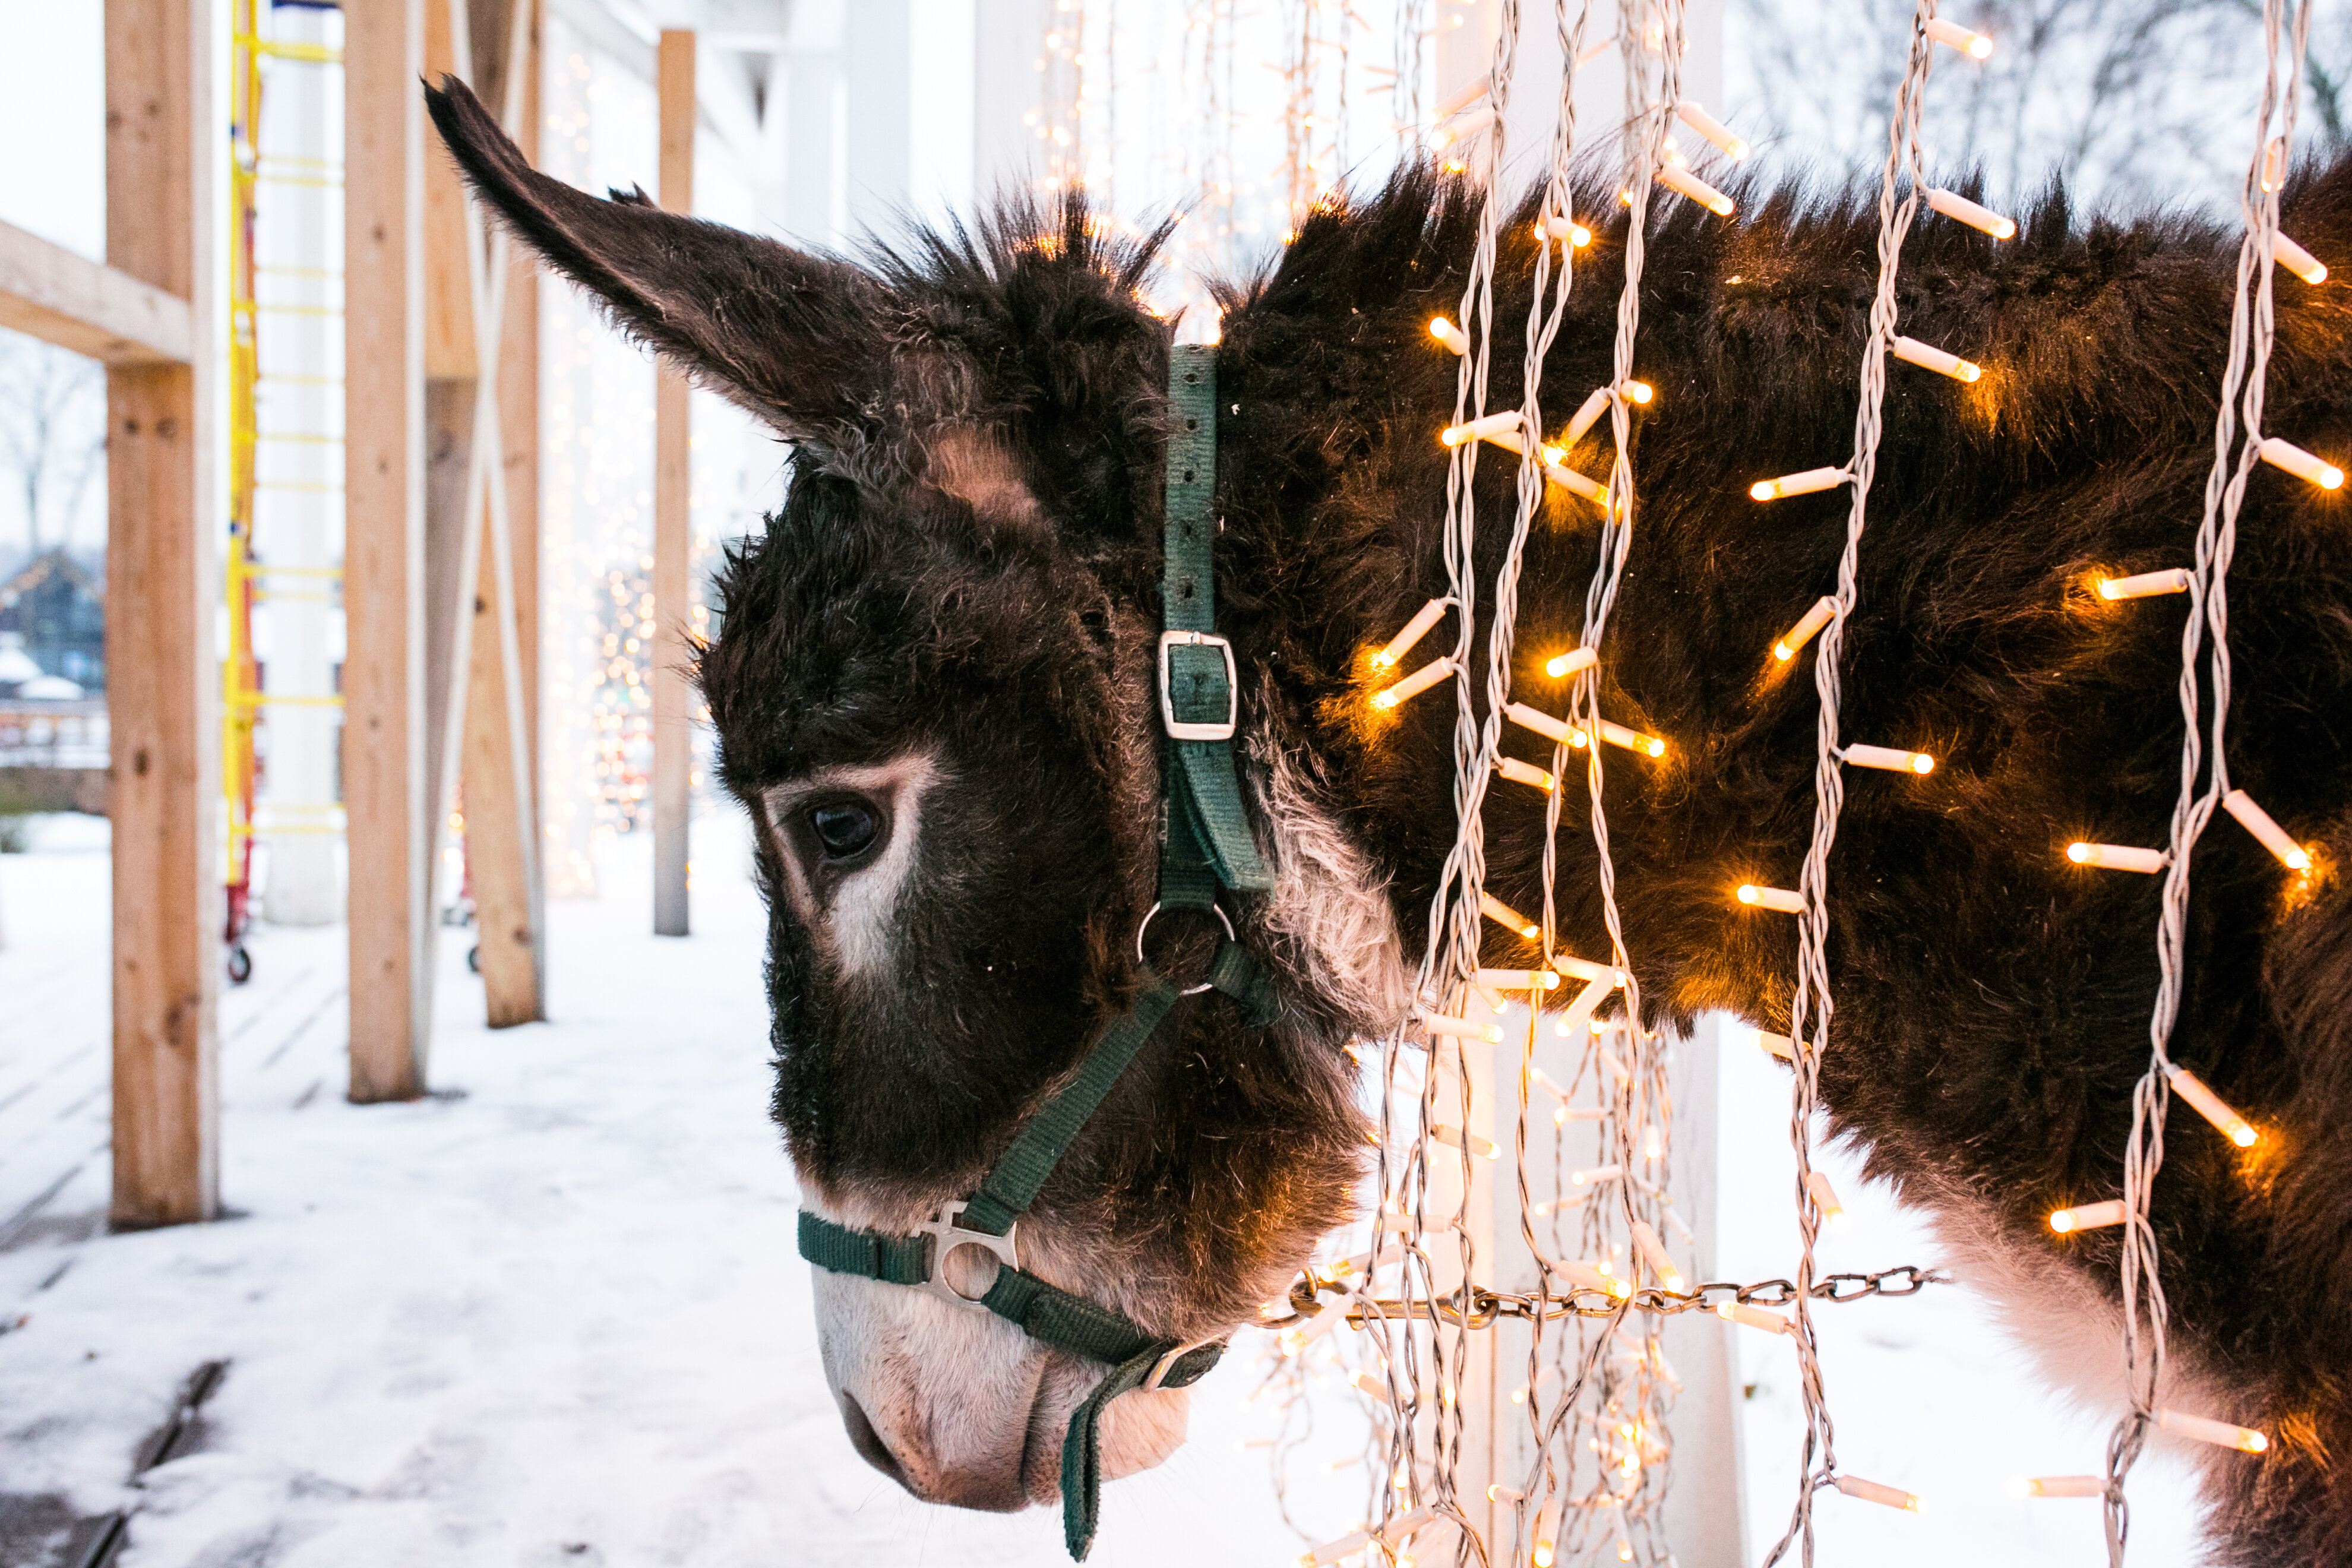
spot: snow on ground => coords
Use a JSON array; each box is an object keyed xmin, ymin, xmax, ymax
[
  {"xmin": 0, "ymin": 808, "xmax": 2214, "ymax": 1566},
  {"xmin": 0, "ymin": 809, "xmax": 1340, "ymax": 1568},
  {"xmin": 1716, "ymin": 1038, "xmax": 2207, "ymax": 1564}
]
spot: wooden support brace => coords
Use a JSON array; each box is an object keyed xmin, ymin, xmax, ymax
[
  {"xmin": 652, "ymin": 28, "xmax": 695, "ymax": 938},
  {"xmin": 0, "ymin": 218, "xmax": 194, "ymax": 366},
  {"xmin": 441, "ymin": 0, "xmax": 545, "ymax": 1025},
  {"xmin": 106, "ymin": 0, "xmax": 220, "ymax": 1227},
  {"xmin": 454, "ymin": 0, "xmax": 543, "ymax": 1022}
]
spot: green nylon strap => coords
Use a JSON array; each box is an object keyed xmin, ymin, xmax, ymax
[
  {"xmin": 1161, "ymin": 344, "xmax": 1219, "ymax": 634},
  {"xmin": 1159, "ymin": 345, "xmax": 1273, "ymax": 897},
  {"xmin": 1207, "ymin": 937, "xmax": 1280, "ymax": 1028},
  {"xmin": 1060, "ymin": 1338, "xmax": 1224, "ymax": 1560},
  {"xmin": 957, "ymin": 979, "xmax": 1181, "ymax": 1237},
  {"xmin": 795, "ymin": 1211, "xmax": 929, "ymax": 1286},
  {"xmin": 981, "ymin": 1263, "xmax": 1158, "ymax": 1365}
]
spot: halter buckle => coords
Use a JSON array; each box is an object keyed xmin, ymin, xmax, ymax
[
  {"xmin": 918, "ymin": 1202, "xmax": 1021, "ymax": 1310},
  {"xmin": 1141, "ymin": 1335, "xmax": 1223, "ymax": 1392},
  {"xmin": 1158, "ymin": 630, "xmax": 1239, "ymax": 741}
]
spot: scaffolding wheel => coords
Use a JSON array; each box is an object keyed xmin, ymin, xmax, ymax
[{"xmin": 226, "ymin": 945, "xmax": 254, "ymax": 986}]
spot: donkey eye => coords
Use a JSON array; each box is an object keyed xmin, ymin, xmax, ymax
[{"xmin": 809, "ymin": 801, "xmax": 880, "ymax": 860}]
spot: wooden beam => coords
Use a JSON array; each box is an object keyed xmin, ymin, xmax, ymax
[
  {"xmin": 652, "ymin": 29, "xmax": 695, "ymax": 938},
  {"xmin": 0, "ymin": 218, "xmax": 192, "ymax": 366},
  {"xmin": 461, "ymin": 519, "xmax": 538, "ymax": 1024},
  {"xmin": 422, "ymin": 0, "xmax": 477, "ymax": 380},
  {"xmin": 503, "ymin": 0, "xmax": 543, "ymax": 879},
  {"xmin": 105, "ymin": 0, "xmax": 219, "ymax": 1229},
  {"xmin": 457, "ymin": 0, "xmax": 543, "ymax": 1025},
  {"xmin": 345, "ymin": 0, "xmax": 431, "ymax": 1102}
]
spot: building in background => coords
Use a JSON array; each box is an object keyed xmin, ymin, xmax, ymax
[{"xmin": 0, "ymin": 549, "xmax": 105, "ymax": 694}]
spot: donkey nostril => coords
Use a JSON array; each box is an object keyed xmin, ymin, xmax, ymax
[{"xmin": 839, "ymin": 1395, "xmax": 912, "ymax": 1490}]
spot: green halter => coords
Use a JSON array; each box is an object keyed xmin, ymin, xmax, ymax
[{"xmin": 796, "ymin": 343, "xmax": 1276, "ymax": 1559}]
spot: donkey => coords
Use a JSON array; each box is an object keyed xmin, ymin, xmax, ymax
[{"xmin": 428, "ymin": 75, "xmax": 2352, "ymax": 1563}]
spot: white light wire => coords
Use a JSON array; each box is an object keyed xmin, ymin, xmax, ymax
[
  {"xmin": 1354, "ymin": 0, "xmax": 1692, "ymax": 1558},
  {"xmin": 1763, "ymin": 7, "xmax": 1937, "ymax": 1564},
  {"xmin": 2104, "ymin": 2, "xmax": 2310, "ymax": 1560}
]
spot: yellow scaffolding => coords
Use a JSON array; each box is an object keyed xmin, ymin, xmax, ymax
[{"xmin": 225, "ymin": 0, "xmax": 344, "ymax": 981}]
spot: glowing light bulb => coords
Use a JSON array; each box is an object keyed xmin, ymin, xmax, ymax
[
  {"xmin": 1496, "ymin": 756, "xmax": 1557, "ymax": 793},
  {"xmin": 1924, "ymin": 186, "xmax": 2016, "ymax": 239},
  {"xmin": 1715, "ymin": 1301, "xmax": 1791, "ymax": 1335},
  {"xmin": 2157, "ymin": 1408, "xmax": 2268, "ymax": 1453},
  {"xmin": 1737, "ymin": 883, "xmax": 1806, "ymax": 913},
  {"xmin": 1561, "ymin": 1260, "xmax": 1633, "ymax": 1298},
  {"xmin": 1480, "ymin": 892, "xmax": 1542, "ymax": 940},
  {"xmin": 2258, "ymin": 435, "xmax": 2344, "ymax": 489},
  {"xmin": 1506, "ymin": 700, "xmax": 1586, "ymax": 749},
  {"xmin": 2097, "ymin": 567, "xmax": 2191, "ymax": 601},
  {"xmin": 2223, "ymin": 788, "xmax": 2313, "ymax": 870},
  {"xmin": 1441, "ymin": 410, "xmax": 1528, "ymax": 450},
  {"xmin": 1478, "ymin": 968, "xmax": 1561, "ymax": 992},
  {"xmin": 2049, "ymin": 1199, "xmax": 2127, "ymax": 1234},
  {"xmin": 1532, "ymin": 1545, "xmax": 1554, "ymax": 1568},
  {"xmin": 1598, "ymin": 720, "xmax": 1667, "ymax": 758},
  {"xmin": 1773, "ymin": 595, "xmax": 1839, "ymax": 662},
  {"xmin": 1372, "ymin": 656, "xmax": 1456, "ymax": 710},
  {"xmin": 1805, "ymin": 1170, "xmax": 1848, "ymax": 1227},
  {"xmin": 1545, "ymin": 648, "xmax": 1599, "ymax": 679},
  {"xmin": 1844, "ymin": 743, "xmax": 1936, "ymax": 774},
  {"xmin": 2012, "ymin": 1476, "xmax": 2104, "ymax": 1498},
  {"xmin": 1372, "ymin": 597, "xmax": 1451, "ymax": 669},
  {"xmin": 1542, "ymin": 461, "xmax": 1612, "ymax": 510},
  {"xmin": 1836, "ymin": 1475, "xmax": 1927, "ymax": 1513},
  {"xmin": 1428, "ymin": 315, "xmax": 1471, "ymax": 355},
  {"xmin": 1753, "ymin": 1027, "xmax": 1795, "ymax": 1061},
  {"xmin": 1563, "ymin": 381, "xmax": 1657, "ymax": 444},
  {"xmin": 1891, "ymin": 334, "xmax": 1984, "ymax": 382},
  {"xmin": 1534, "ymin": 214, "xmax": 1592, "ymax": 247},
  {"xmin": 1750, "ymin": 466, "xmax": 1848, "ymax": 502},
  {"xmin": 1924, "ymin": 17, "xmax": 1993, "ymax": 57},
  {"xmin": 2273, "ymin": 232, "xmax": 2329, "ymax": 285},
  {"xmin": 1675, "ymin": 99, "xmax": 1747, "ymax": 160},
  {"xmin": 1631, "ymin": 1220, "xmax": 1684, "ymax": 1291},
  {"xmin": 1569, "ymin": 1165, "xmax": 1623, "ymax": 1187},
  {"xmin": 1656, "ymin": 163, "xmax": 1735, "ymax": 216},
  {"xmin": 1487, "ymin": 1483, "xmax": 1524, "ymax": 1502},
  {"xmin": 1418, "ymin": 1010, "xmax": 1504, "ymax": 1045},
  {"xmin": 1433, "ymin": 1123, "xmax": 1503, "ymax": 1161},
  {"xmin": 2067, "ymin": 841, "xmax": 2167, "ymax": 873},
  {"xmin": 2166, "ymin": 1066, "xmax": 2260, "ymax": 1147}
]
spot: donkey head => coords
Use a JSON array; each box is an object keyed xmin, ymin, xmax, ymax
[{"xmin": 426, "ymin": 81, "xmax": 1372, "ymax": 1516}]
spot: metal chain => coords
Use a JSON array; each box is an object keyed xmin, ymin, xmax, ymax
[
  {"xmin": 2106, "ymin": 2, "xmax": 2312, "ymax": 1560},
  {"xmin": 1267, "ymin": 1265, "xmax": 1950, "ymax": 1329},
  {"xmin": 1765, "ymin": 8, "xmax": 1937, "ymax": 1565}
]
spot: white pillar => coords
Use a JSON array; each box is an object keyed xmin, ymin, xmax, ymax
[{"xmin": 258, "ymin": 1, "xmax": 349, "ymax": 928}]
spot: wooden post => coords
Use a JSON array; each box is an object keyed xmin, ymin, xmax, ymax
[
  {"xmin": 652, "ymin": 29, "xmax": 695, "ymax": 938},
  {"xmin": 498, "ymin": 0, "xmax": 545, "ymax": 994},
  {"xmin": 345, "ymin": 0, "xmax": 431, "ymax": 1102},
  {"xmin": 106, "ymin": 0, "xmax": 219, "ymax": 1228},
  {"xmin": 456, "ymin": 0, "xmax": 546, "ymax": 1023}
]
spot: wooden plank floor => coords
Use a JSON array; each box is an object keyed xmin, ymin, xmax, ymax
[{"xmin": 0, "ymin": 833, "xmax": 350, "ymax": 1256}]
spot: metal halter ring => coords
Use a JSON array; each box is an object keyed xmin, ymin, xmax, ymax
[{"xmin": 1134, "ymin": 900, "xmax": 1237, "ymax": 997}]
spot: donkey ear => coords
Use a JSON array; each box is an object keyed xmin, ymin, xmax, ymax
[{"xmin": 425, "ymin": 75, "xmax": 885, "ymax": 441}]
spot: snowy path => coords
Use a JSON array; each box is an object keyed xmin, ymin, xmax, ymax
[
  {"xmin": 0, "ymin": 814, "xmax": 1333, "ymax": 1568},
  {"xmin": 0, "ymin": 811, "xmax": 2211, "ymax": 1566}
]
